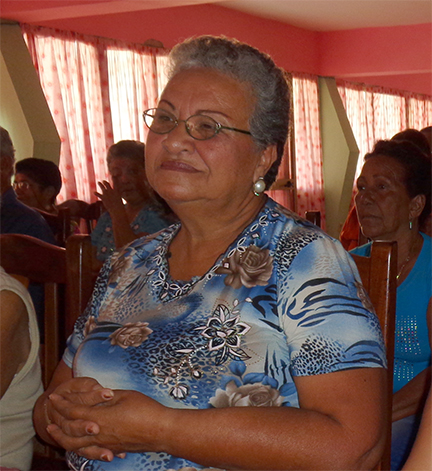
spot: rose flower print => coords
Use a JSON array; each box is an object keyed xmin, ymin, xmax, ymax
[
  {"xmin": 210, "ymin": 380, "xmax": 283, "ymax": 408},
  {"xmin": 109, "ymin": 322, "xmax": 153, "ymax": 349},
  {"xmin": 216, "ymin": 244, "xmax": 273, "ymax": 289}
]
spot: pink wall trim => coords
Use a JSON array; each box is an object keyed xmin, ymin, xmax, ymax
[{"xmin": 3, "ymin": 3, "xmax": 431, "ymax": 95}]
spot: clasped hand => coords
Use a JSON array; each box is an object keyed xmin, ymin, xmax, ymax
[{"xmin": 45, "ymin": 377, "xmax": 167, "ymax": 462}]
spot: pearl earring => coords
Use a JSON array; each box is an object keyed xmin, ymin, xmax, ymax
[{"xmin": 253, "ymin": 177, "xmax": 266, "ymax": 196}]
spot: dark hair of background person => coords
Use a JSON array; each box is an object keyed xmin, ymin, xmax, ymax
[
  {"xmin": 391, "ymin": 129, "xmax": 431, "ymax": 155},
  {"xmin": 0, "ymin": 126, "xmax": 15, "ymax": 160},
  {"xmin": 168, "ymin": 35, "xmax": 290, "ymax": 189},
  {"xmin": 107, "ymin": 140, "xmax": 145, "ymax": 166},
  {"xmin": 15, "ymin": 158, "xmax": 62, "ymax": 202},
  {"xmin": 364, "ymin": 139, "xmax": 432, "ymax": 227}
]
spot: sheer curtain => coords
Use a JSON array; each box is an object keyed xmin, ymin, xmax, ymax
[
  {"xmin": 337, "ymin": 80, "xmax": 432, "ymax": 181},
  {"xmin": 22, "ymin": 24, "xmax": 168, "ymax": 203},
  {"xmin": 107, "ymin": 42, "xmax": 168, "ymax": 143},
  {"xmin": 292, "ymin": 73, "xmax": 326, "ymax": 225}
]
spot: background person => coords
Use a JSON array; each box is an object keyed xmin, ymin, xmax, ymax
[
  {"xmin": 340, "ymin": 129, "xmax": 431, "ymax": 251},
  {"xmin": 33, "ymin": 36, "xmax": 387, "ymax": 471},
  {"xmin": 91, "ymin": 140, "xmax": 173, "ymax": 261},
  {"xmin": 351, "ymin": 139, "xmax": 431, "ymax": 470},
  {"xmin": 14, "ymin": 158, "xmax": 62, "ymax": 215},
  {"xmin": 0, "ymin": 267, "xmax": 43, "ymax": 471}
]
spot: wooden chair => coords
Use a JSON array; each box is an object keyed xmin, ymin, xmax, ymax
[
  {"xmin": 57, "ymin": 199, "xmax": 104, "ymax": 234},
  {"xmin": 305, "ymin": 210, "xmax": 321, "ymax": 227},
  {"xmin": 0, "ymin": 234, "xmax": 97, "ymax": 385},
  {"xmin": 35, "ymin": 207, "xmax": 72, "ymax": 247},
  {"xmin": 0, "ymin": 234, "xmax": 97, "ymax": 466},
  {"xmin": 351, "ymin": 240, "xmax": 397, "ymax": 471}
]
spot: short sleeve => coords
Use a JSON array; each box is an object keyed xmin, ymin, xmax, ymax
[{"xmin": 278, "ymin": 236, "xmax": 386, "ymax": 376}]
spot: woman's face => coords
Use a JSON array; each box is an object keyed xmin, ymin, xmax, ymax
[
  {"xmin": 145, "ymin": 68, "xmax": 274, "ymax": 207},
  {"xmin": 354, "ymin": 155, "xmax": 415, "ymax": 240},
  {"xmin": 108, "ymin": 157, "xmax": 148, "ymax": 205},
  {"xmin": 14, "ymin": 173, "xmax": 47, "ymax": 209}
]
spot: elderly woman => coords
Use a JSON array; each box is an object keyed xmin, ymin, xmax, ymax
[
  {"xmin": 91, "ymin": 140, "xmax": 173, "ymax": 261},
  {"xmin": 33, "ymin": 36, "xmax": 387, "ymax": 471},
  {"xmin": 351, "ymin": 139, "xmax": 431, "ymax": 470}
]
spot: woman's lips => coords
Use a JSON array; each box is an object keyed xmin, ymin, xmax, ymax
[{"xmin": 160, "ymin": 160, "xmax": 198, "ymax": 173}]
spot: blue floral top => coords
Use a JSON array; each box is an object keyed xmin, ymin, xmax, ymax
[
  {"xmin": 91, "ymin": 204, "xmax": 172, "ymax": 261},
  {"xmin": 65, "ymin": 198, "xmax": 386, "ymax": 471}
]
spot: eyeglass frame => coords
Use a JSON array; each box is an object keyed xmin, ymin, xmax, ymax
[{"xmin": 142, "ymin": 108, "xmax": 252, "ymax": 141}]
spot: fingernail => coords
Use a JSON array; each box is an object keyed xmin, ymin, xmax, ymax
[
  {"xmin": 101, "ymin": 454, "xmax": 112, "ymax": 462},
  {"xmin": 86, "ymin": 425, "xmax": 95, "ymax": 435},
  {"xmin": 102, "ymin": 390, "xmax": 114, "ymax": 399}
]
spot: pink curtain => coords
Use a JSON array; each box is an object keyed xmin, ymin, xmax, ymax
[
  {"xmin": 106, "ymin": 41, "xmax": 168, "ymax": 143},
  {"xmin": 22, "ymin": 24, "xmax": 168, "ymax": 203},
  {"xmin": 292, "ymin": 73, "xmax": 326, "ymax": 226},
  {"xmin": 337, "ymin": 80, "xmax": 432, "ymax": 182}
]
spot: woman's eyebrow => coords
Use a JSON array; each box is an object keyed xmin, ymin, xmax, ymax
[{"xmin": 158, "ymin": 99, "xmax": 175, "ymax": 110}]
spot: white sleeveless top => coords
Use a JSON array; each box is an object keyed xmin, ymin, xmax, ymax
[{"xmin": 0, "ymin": 267, "xmax": 43, "ymax": 471}]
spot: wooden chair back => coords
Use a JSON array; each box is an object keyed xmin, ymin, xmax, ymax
[
  {"xmin": 35, "ymin": 207, "xmax": 72, "ymax": 247},
  {"xmin": 305, "ymin": 210, "xmax": 321, "ymax": 227},
  {"xmin": 351, "ymin": 240, "xmax": 397, "ymax": 471},
  {"xmin": 0, "ymin": 233, "xmax": 97, "ymax": 386}
]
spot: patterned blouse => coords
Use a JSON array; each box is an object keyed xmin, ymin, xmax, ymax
[
  {"xmin": 91, "ymin": 204, "xmax": 172, "ymax": 261},
  {"xmin": 65, "ymin": 198, "xmax": 386, "ymax": 471}
]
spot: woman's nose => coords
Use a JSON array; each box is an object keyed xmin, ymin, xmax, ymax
[{"xmin": 162, "ymin": 123, "xmax": 195, "ymax": 154}]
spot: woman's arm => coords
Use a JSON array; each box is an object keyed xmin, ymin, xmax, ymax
[
  {"xmin": 47, "ymin": 367, "xmax": 386, "ymax": 470},
  {"xmin": 392, "ymin": 299, "xmax": 432, "ymax": 422},
  {"xmin": 95, "ymin": 181, "xmax": 147, "ymax": 249},
  {"xmin": 0, "ymin": 290, "xmax": 30, "ymax": 399}
]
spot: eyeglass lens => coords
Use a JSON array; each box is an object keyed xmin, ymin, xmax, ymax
[{"xmin": 144, "ymin": 108, "xmax": 220, "ymax": 140}]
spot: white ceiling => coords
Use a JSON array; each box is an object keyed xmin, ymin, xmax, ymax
[
  {"xmin": 1, "ymin": 0, "xmax": 431, "ymax": 32},
  {"xmin": 223, "ymin": 0, "xmax": 432, "ymax": 31}
]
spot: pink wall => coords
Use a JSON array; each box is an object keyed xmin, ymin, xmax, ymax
[
  {"xmin": 319, "ymin": 23, "xmax": 432, "ymax": 95},
  {"xmin": 3, "ymin": 3, "xmax": 431, "ymax": 95}
]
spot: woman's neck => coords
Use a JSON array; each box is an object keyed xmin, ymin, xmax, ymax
[
  {"xmin": 394, "ymin": 230, "xmax": 423, "ymax": 284},
  {"xmin": 167, "ymin": 196, "xmax": 267, "ymax": 280}
]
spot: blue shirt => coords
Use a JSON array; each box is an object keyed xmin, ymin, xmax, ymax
[
  {"xmin": 66, "ymin": 198, "xmax": 386, "ymax": 471},
  {"xmin": 91, "ymin": 204, "xmax": 172, "ymax": 262},
  {"xmin": 351, "ymin": 234, "xmax": 431, "ymax": 393},
  {"xmin": 1, "ymin": 187, "xmax": 56, "ymax": 243}
]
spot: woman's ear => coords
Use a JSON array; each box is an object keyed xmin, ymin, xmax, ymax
[
  {"xmin": 409, "ymin": 194, "xmax": 426, "ymax": 221},
  {"xmin": 42, "ymin": 186, "xmax": 57, "ymax": 204},
  {"xmin": 254, "ymin": 145, "xmax": 277, "ymax": 181}
]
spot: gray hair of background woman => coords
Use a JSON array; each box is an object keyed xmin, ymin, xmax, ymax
[
  {"xmin": 168, "ymin": 35, "xmax": 290, "ymax": 188},
  {"xmin": 107, "ymin": 140, "xmax": 145, "ymax": 167}
]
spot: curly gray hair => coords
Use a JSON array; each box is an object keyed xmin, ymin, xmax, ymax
[{"xmin": 167, "ymin": 36, "xmax": 290, "ymax": 188}]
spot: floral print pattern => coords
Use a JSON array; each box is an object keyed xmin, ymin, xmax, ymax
[
  {"xmin": 109, "ymin": 322, "xmax": 153, "ymax": 349},
  {"xmin": 216, "ymin": 244, "xmax": 273, "ymax": 289}
]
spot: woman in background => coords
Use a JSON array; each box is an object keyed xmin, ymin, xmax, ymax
[
  {"xmin": 351, "ymin": 139, "xmax": 431, "ymax": 470},
  {"xmin": 14, "ymin": 157, "xmax": 62, "ymax": 215},
  {"xmin": 0, "ymin": 268, "xmax": 43, "ymax": 471},
  {"xmin": 91, "ymin": 140, "xmax": 173, "ymax": 261}
]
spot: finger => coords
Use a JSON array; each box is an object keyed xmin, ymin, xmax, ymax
[
  {"xmin": 62, "ymin": 388, "xmax": 114, "ymax": 406},
  {"xmin": 46, "ymin": 423, "xmax": 97, "ymax": 452},
  {"xmin": 57, "ymin": 377, "xmax": 103, "ymax": 395},
  {"xmin": 76, "ymin": 446, "xmax": 115, "ymax": 462},
  {"xmin": 57, "ymin": 418, "xmax": 100, "ymax": 438},
  {"xmin": 49, "ymin": 393, "xmax": 89, "ymax": 420}
]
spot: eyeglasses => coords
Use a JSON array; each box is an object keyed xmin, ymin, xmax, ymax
[
  {"xmin": 143, "ymin": 108, "xmax": 252, "ymax": 141},
  {"xmin": 13, "ymin": 181, "xmax": 31, "ymax": 191}
]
